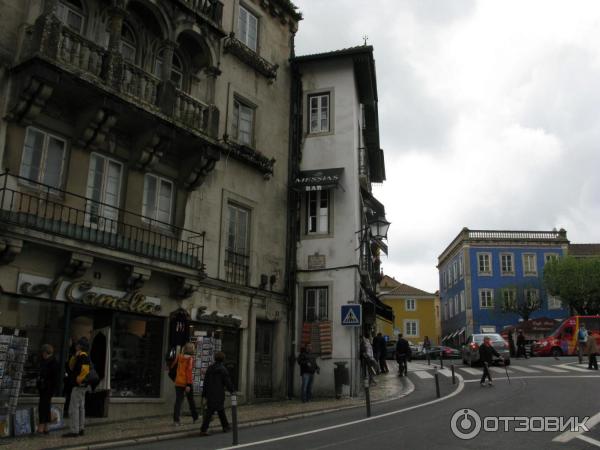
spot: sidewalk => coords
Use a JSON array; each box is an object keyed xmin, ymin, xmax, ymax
[{"xmin": 2, "ymin": 370, "xmax": 413, "ymax": 450}]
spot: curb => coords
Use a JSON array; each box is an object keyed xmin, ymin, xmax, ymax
[{"xmin": 54, "ymin": 380, "xmax": 415, "ymax": 450}]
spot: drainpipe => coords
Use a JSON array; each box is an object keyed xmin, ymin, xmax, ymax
[
  {"xmin": 246, "ymin": 293, "xmax": 255, "ymax": 401},
  {"xmin": 286, "ymin": 30, "xmax": 302, "ymax": 399}
]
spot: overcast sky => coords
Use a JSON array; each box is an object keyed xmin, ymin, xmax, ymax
[{"xmin": 293, "ymin": 0, "xmax": 600, "ymax": 293}]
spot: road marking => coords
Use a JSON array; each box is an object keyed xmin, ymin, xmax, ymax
[
  {"xmin": 438, "ymin": 369, "xmax": 453, "ymax": 377},
  {"xmin": 458, "ymin": 367, "xmax": 481, "ymax": 375},
  {"xmin": 557, "ymin": 364, "xmax": 591, "ymax": 373},
  {"xmin": 217, "ymin": 374, "xmax": 466, "ymax": 449},
  {"xmin": 413, "ymin": 370, "xmax": 433, "ymax": 379},
  {"xmin": 464, "ymin": 375, "xmax": 600, "ymax": 383},
  {"xmin": 575, "ymin": 435, "xmax": 600, "ymax": 448},
  {"xmin": 530, "ymin": 365, "xmax": 567, "ymax": 373},
  {"xmin": 489, "ymin": 367, "xmax": 512, "ymax": 374},
  {"xmin": 553, "ymin": 411, "xmax": 600, "ymax": 443},
  {"xmin": 509, "ymin": 366, "xmax": 538, "ymax": 373}
]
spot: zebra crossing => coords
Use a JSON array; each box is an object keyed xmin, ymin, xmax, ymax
[{"xmin": 407, "ymin": 361, "xmax": 596, "ymax": 380}]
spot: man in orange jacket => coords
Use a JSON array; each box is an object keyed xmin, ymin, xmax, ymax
[{"xmin": 172, "ymin": 342, "xmax": 199, "ymax": 425}]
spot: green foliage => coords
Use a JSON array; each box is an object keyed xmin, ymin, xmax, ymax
[
  {"xmin": 543, "ymin": 257, "xmax": 600, "ymax": 315},
  {"xmin": 495, "ymin": 283, "xmax": 542, "ymax": 321}
]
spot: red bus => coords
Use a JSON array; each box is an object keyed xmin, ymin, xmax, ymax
[{"xmin": 532, "ymin": 315, "xmax": 600, "ymax": 357}]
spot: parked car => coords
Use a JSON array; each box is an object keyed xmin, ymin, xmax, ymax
[
  {"xmin": 415, "ymin": 346, "xmax": 461, "ymax": 360},
  {"xmin": 462, "ymin": 333, "xmax": 510, "ymax": 366},
  {"xmin": 384, "ymin": 341, "xmax": 420, "ymax": 359}
]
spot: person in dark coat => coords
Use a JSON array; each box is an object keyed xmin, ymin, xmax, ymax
[
  {"xmin": 516, "ymin": 331, "xmax": 527, "ymax": 359},
  {"xmin": 63, "ymin": 339, "xmax": 76, "ymax": 418},
  {"xmin": 395, "ymin": 334, "xmax": 411, "ymax": 377},
  {"xmin": 508, "ymin": 333, "xmax": 516, "ymax": 357},
  {"xmin": 298, "ymin": 345, "xmax": 320, "ymax": 401},
  {"xmin": 37, "ymin": 344, "xmax": 59, "ymax": 434},
  {"xmin": 479, "ymin": 336, "xmax": 501, "ymax": 386},
  {"xmin": 200, "ymin": 352, "xmax": 235, "ymax": 436},
  {"xmin": 372, "ymin": 333, "xmax": 389, "ymax": 374}
]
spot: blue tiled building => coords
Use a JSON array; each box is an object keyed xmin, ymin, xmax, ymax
[{"xmin": 438, "ymin": 228, "xmax": 570, "ymax": 344}]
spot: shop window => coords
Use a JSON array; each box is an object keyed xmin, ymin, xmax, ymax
[
  {"xmin": 0, "ymin": 296, "xmax": 66, "ymax": 396},
  {"xmin": 111, "ymin": 313, "xmax": 164, "ymax": 398}
]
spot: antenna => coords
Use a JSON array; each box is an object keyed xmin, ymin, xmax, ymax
[{"xmin": 362, "ymin": 35, "xmax": 369, "ymax": 46}]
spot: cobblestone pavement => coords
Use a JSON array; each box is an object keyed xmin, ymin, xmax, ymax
[{"xmin": 1, "ymin": 369, "xmax": 412, "ymax": 450}]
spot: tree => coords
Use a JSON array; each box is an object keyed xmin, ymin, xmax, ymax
[
  {"xmin": 495, "ymin": 284, "xmax": 542, "ymax": 322},
  {"xmin": 543, "ymin": 257, "xmax": 600, "ymax": 315}
]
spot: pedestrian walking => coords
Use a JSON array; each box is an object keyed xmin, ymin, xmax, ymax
[
  {"xmin": 373, "ymin": 332, "xmax": 389, "ymax": 374},
  {"xmin": 516, "ymin": 331, "xmax": 527, "ymax": 359},
  {"xmin": 578, "ymin": 324, "xmax": 588, "ymax": 364},
  {"xmin": 37, "ymin": 344, "xmax": 59, "ymax": 435},
  {"xmin": 62, "ymin": 339, "xmax": 76, "ymax": 419},
  {"xmin": 360, "ymin": 335, "xmax": 379, "ymax": 385},
  {"xmin": 62, "ymin": 337, "xmax": 91, "ymax": 438},
  {"xmin": 395, "ymin": 334, "xmax": 411, "ymax": 377},
  {"xmin": 586, "ymin": 331, "xmax": 598, "ymax": 370},
  {"xmin": 171, "ymin": 342, "xmax": 199, "ymax": 426},
  {"xmin": 508, "ymin": 332, "xmax": 516, "ymax": 357},
  {"xmin": 200, "ymin": 352, "xmax": 235, "ymax": 436},
  {"xmin": 479, "ymin": 336, "xmax": 500, "ymax": 387},
  {"xmin": 297, "ymin": 345, "xmax": 320, "ymax": 402}
]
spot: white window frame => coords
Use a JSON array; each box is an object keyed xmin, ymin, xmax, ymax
[
  {"xmin": 500, "ymin": 253, "xmax": 514, "ymax": 275},
  {"xmin": 142, "ymin": 174, "xmax": 174, "ymax": 226},
  {"xmin": 404, "ymin": 319, "xmax": 419, "ymax": 337},
  {"xmin": 85, "ymin": 153, "xmax": 123, "ymax": 232},
  {"xmin": 524, "ymin": 288, "xmax": 539, "ymax": 306},
  {"xmin": 57, "ymin": 1, "xmax": 84, "ymax": 34},
  {"xmin": 523, "ymin": 253, "xmax": 538, "ymax": 276},
  {"xmin": 458, "ymin": 255, "xmax": 464, "ymax": 278},
  {"xmin": 232, "ymin": 98, "xmax": 255, "ymax": 147},
  {"xmin": 454, "ymin": 295, "xmax": 460, "ymax": 315},
  {"xmin": 304, "ymin": 287, "xmax": 328, "ymax": 322},
  {"xmin": 154, "ymin": 49, "xmax": 183, "ymax": 89},
  {"xmin": 19, "ymin": 127, "xmax": 67, "ymax": 190},
  {"xmin": 547, "ymin": 294, "xmax": 562, "ymax": 310},
  {"xmin": 238, "ymin": 4, "xmax": 258, "ymax": 51},
  {"xmin": 477, "ymin": 252, "xmax": 492, "ymax": 275},
  {"xmin": 452, "ymin": 260, "xmax": 458, "ymax": 283},
  {"xmin": 460, "ymin": 291, "xmax": 465, "ymax": 312},
  {"xmin": 308, "ymin": 93, "xmax": 330, "ymax": 134},
  {"xmin": 306, "ymin": 190, "xmax": 330, "ymax": 235},
  {"xmin": 479, "ymin": 289, "xmax": 494, "ymax": 309},
  {"xmin": 405, "ymin": 298, "xmax": 416, "ymax": 312},
  {"xmin": 544, "ymin": 253, "xmax": 559, "ymax": 265}
]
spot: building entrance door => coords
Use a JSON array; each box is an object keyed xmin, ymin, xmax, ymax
[{"xmin": 254, "ymin": 321, "xmax": 273, "ymax": 398}]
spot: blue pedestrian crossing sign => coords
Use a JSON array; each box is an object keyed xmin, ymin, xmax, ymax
[{"xmin": 341, "ymin": 304, "xmax": 362, "ymax": 326}]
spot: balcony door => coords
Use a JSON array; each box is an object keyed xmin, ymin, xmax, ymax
[{"xmin": 85, "ymin": 153, "xmax": 123, "ymax": 233}]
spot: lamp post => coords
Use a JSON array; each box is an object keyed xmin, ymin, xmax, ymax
[{"xmin": 367, "ymin": 216, "xmax": 391, "ymax": 241}]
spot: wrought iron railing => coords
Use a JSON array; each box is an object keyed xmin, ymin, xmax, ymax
[
  {"xmin": 224, "ymin": 249, "xmax": 249, "ymax": 285},
  {"xmin": 0, "ymin": 172, "xmax": 205, "ymax": 270}
]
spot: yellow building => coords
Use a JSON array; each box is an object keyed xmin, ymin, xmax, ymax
[{"xmin": 378, "ymin": 275, "xmax": 441, "ymax": 346}]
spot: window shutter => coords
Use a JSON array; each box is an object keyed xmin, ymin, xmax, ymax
[
  {"xmin": 143, "ymin": 174, "xmax": 157, "ymax": 219},
  {"xmin": 157, "ymin": 179, "xmax": 172, "ymax": 223},
  {"xmin": 21, "ymin": 129, "xmax": 44, "ymax": 182},
  {"xmin": 43, "ymin": 136, "xmax": 65, "ymax": 188},
  {"xmin": 247, "ymin": 13, "xmax": 258, "ymax": 51}
]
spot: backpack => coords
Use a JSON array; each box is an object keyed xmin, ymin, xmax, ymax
[
  {"xmin": 86, "ymin": 363, "xmax": 100, "ymax": 390},
  {"xmin": 578, "ymin": 329, "xmax": 587, "ymax": 341},
  {"xmin": 168, "ymin": 357, "xmax": 178, "ymax": 382}
]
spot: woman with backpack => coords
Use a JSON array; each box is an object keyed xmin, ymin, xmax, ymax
[{"xmin": 171, "ymin": 342, "xmax": 199, "ymax": 426}]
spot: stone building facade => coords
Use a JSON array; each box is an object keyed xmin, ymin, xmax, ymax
[{"xmin": 0, "ymin": 0, "xmax": 300, "ymax": 420}]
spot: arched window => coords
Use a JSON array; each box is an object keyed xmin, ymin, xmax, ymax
[
  {"xmin": 121, "ymin": 23, "xmax": 137, "ymax": 64},
  {"xmin": 154, "ymin": 49, "xmax": 183, "ymax": 89},
  {"xmin": 56, "ymin": 0, "xmax": 85, "ymax": 34}
]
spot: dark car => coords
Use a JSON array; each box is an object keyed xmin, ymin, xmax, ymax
[
  {"xmin": 415, "ymin": 346, "xmax": 461, "ymax": 360},
  {"xmin": 385, "ymin": 341, "xmax": 420, "ymax": 359}
]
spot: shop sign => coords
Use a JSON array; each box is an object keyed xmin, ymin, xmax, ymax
[{"xmin": 17, "ymin": 274, "xmax": 161, "ymax": 314}]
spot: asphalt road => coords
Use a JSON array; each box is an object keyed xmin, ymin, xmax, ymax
[{"xmin": 115, "ymin": 356, "xmax": 600, "ymax": 450}]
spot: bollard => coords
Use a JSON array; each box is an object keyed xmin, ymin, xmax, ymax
[
  {"xmin": 364, "ymin": 377, "xmax": 371, "ymax": 418},
  {"xmin": 231, "ymin": 393, "xmax": 239, "ymax": 446},
  {"xmin": 434, "ymin": 368, "xmax": 440, "ymax": 398},
  {"xmin": 439, "ymin": 351, "xmax": 444, "ymax": 369},
  {"xmin": 427, "ymin": 350, "xmax": 430, "ymax": 366},
  {"xmin": 451, "ymin": 364, "xmax": 456, "ymax": 385}
]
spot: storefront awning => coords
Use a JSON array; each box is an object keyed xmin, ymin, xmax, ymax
[
  {"xmin": 458, "ymin": 327, "xmax": 466, "ymax": 336},
  {"xmin": 292, "ymin": 168, "xmax": 344, "ymax": 191}
]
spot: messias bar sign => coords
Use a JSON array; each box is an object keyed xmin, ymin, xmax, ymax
[
  {"xmin": 17, "ymin": 273, "xmax": 161, "ymax": 314},
  {"xmin": 294, "ymin": 168, "xmax": 343, "ymax": 191}
]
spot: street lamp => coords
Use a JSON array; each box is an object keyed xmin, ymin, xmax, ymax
[{"xmin": 368, "ymin": 216, "xmax": 390, "ymax": 240}]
